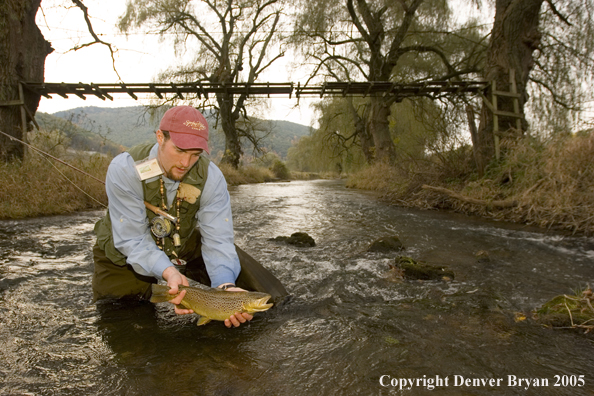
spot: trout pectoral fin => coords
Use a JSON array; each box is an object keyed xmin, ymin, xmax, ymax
[{"xmin": 196, "ymin": 316, "xmax": 212, "ymax": 326}]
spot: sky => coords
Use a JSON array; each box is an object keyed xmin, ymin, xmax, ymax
[{"xmin": 35, "ymin": 0, "xmax": 317, "ymax": 126}]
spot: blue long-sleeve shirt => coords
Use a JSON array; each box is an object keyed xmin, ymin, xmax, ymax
[{"xmin": 104, "ymin": 143, "xmax": 240, "ymax": 287}]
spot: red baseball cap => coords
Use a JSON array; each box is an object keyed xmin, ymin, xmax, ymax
[{"xmin": 159, "ymin": 106, "xmax": 210, "ymax": 153}]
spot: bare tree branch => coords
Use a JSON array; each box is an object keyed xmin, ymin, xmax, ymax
[
  {"xmin": 70, "ymin": 0, "xmax": 122, "ymax": 81},
  {"xmin": 386, "ymin": 0, "xmax": 424, "ymax": 66},
  {"xmin": 529, "ymin": 76, "xmax": 580, "ymax": 110},
  {"xmin": 545, "ymin": 0, "xmax": 572, "ymax": 26}
]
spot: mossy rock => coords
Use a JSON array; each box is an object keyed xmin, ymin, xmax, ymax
[
  {"xmin": 367, "ymin": 236, "xmax": 405, "ymax": 253},
  {"xmin": 396, "ymin": 256, "xmax": 454, "ymax": 281},
  {"xmin": 535, "ymin": 290, "xmax": 594, "ymax": 329},
  {"xmin": 269, "ymin": 232, "xmax": 316, "ymax": 247}
]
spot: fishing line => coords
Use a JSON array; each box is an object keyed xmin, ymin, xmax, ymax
[
  {"xmin": 0, "ymin": 129, "xmax": 177, "ymax": 221},
  {"xmin": 0, "ymin": 129, "xmax": 109, "ymax": 207},
  {"xmin": 0, "ymin": 129, "xmax": 107, "ymax": 185},
  {"xmin": 39, "ymin": 153, "xmax": 108, "ymax": 208}
]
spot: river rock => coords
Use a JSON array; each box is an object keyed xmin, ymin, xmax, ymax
[
  {"xmin": 475, "ymin": 250, "xmax": 491, "ymax": 263},
  {"xmin": 384, "ymin": 264, "xmax": 405, "ymax": 283},
  {"xmin": 534, "ymin": 288, "xmax": 594, "ymax": 331},
  {"xmin": 269, "ymin": 232, "xmax": 316, "ymax": 247},
  {"xmin": 395, "ymin": 256, "xmax": 454, "ymax": 281},
  {"xmin": 367, "ymin": 235, "xmax": 405, "ymax": 253}
]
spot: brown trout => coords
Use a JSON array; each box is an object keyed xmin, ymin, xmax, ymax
[{"xmin": 150, "ymin": 284, "xmax": 273, "ymax": 326}]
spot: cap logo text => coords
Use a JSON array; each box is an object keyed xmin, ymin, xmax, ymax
[{"xmin": 183, "ymin": 120, "xmax": 206, "ymax": 131}]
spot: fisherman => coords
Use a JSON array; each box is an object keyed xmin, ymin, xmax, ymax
[{"xmin": 93, "ymin": 105, "xmax": 287, "ymax": 328}]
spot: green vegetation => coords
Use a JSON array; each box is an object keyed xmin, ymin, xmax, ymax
[
  {"xmin": 51, "ymin": 106, "xmax": 158, "ymax": 148},
  {"xmin": 287, "ymin": 97, "xmax": 444, "ymax": 175},
  {"xmin": 219, "ymin": 152, "xmax": 295, "ymax": 185},
  {"xmin": 252, "ymin": 152, "xmax": 291, "ymax": 179},
  {"xmin": 270, "ymin": 160, "xmax": 291, "ymax": 180}
]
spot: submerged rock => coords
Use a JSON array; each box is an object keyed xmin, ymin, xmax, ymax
[
  {"xmin": 395, "ymin": 256, "xmax": 454, "ymax": 281},
  {"xmin": 475, "ymin": 250, "xmax": 491, "ymax": 263},
  {"xmin": 269, "ymin": 232, "xmax": 316, "ymax": 247},
  {"xmin": 384, "ymin": 264, "xmax": 405, "ymax": 283},
  {"xmin": 367, "ymin": 235, "xmax": 405, "ymax": 253}
]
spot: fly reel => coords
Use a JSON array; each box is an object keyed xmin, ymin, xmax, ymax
[{"xmin": 150, "ymin": 216, "xmax": 173, "ymax": 238}]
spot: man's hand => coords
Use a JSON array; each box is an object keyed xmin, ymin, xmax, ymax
[
  {"xmin": 218, "ymin": 283, "xmax": 254, "ymax": 328},
  {"xmin": 162, "ymin": 266, "xmax": 193, "ymax": 315},
  {"xmin": 225, "ymin": 312, "xmax": 253, "ymax": 328}
]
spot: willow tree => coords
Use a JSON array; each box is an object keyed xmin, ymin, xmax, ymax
[
  {"xmin": 529, "ymin": 0, "xmax": 594, "ymax": 135},
  {"xmin": 292, "ymin": 0, "xmax": 485, "ymax": 164},
  {"xmin": 477, "ymin": 0, "xmax": 594, "ymax": 164},
  {"xmin": 288, "ymin": 94, "xmax": 447, "ymax": 174},
  {"xmin": 119, "ymin": 0, "xmax": 284, "ymax": 168},
  {"xmin": 0, "ymin": 0, "xmax": 53, "ymax": 161}
]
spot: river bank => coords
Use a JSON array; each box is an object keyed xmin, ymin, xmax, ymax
[
  {"xmin": 0, "ymin": 148, "xmax": 302, "ymax": 219},
  {"xmin": 346, "ymin": 133, "xmax": 594, "ymax": 236},
  {"xmin": 3, "ymin": 131, "xmax": 593, "ymax": 237}
]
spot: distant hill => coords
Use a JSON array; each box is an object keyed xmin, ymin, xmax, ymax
[
  {"xmin": 52, "ymin": 106, "xmax": 160, "ymax": 148},
  {"xmin": 51, "ymin": 106, "xmax": 311, "ymax": 159},
  {"xmin": 36, "ymin": 112, "xmax": 124, "ymax": 156}
]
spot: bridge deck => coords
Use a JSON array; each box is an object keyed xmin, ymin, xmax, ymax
[{"xmin": 22, "ymin": 81, "xmax": 489, "ymax": 101}]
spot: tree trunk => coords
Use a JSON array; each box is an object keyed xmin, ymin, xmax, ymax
[
  {"xmin": 367, "ymin": 96, "xmax": 395, "ymax": 163},
  {"xmin": 476, "ymin": 0, "xmax": 543, "ymax": 164},
  {"xmin": 0, "ymin": 0, "xmax": 53, "ymax": 162},
  {"xmin": 217, "ymin": 93, "xmax": 242, "ymax": 168},
  {"xmin": 466, "ymin": 104, "xmax": 484, "ymax": 176}
]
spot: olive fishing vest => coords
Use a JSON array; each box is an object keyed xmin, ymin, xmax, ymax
[{"xmin": 94, "ymin": 143, "xmax": 210, "ymax": 267}]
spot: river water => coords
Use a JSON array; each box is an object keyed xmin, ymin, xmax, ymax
[{"xmin": 1, "ymin": 179, "xmax": 593, "ymax": 395}]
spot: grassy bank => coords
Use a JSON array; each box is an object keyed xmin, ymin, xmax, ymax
[
  {"xmin": 218, "ymin": 163, "xmax": 276, "ymax": 185},
  {"xmin": 0, "ymin": 157, "xmax": 287, "ymax": 219},
  {"xmin": 0, "ymin": 152, "xmax": 110, "ymax": 219},
  {"xmin": 346, "ymin": 132, "xmax": 594, "ymax": 235},
  {"xmin": 0, "ymin": 133, "xmax": 300, "ymax": 218},
  {"xmin": 219, "ymin": 159, "xmax": 327, "ymax": 185}
]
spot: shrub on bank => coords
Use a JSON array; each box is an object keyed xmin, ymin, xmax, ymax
[
  {"xmin": 347, "ymin": 133, "xmax": 594, "ymax": 235},
  {"xmin": 219, "ymin": 163, "xmax": 275, "ymax": 185},
  {"xmin": 270, "ymin": 159, "xmax": 291, "ymax": 180},
  {"xmin": 290, "ymin": 171, "xmax": 319, "ymax": 180}
]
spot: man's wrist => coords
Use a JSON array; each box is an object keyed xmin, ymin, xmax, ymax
[
  {"xmin": 162, "ymin": 265, "xmax": 178, "ymax": 281},
  {"xmin": 217, "ymin": 283, "xmax": 236, "ymax": 290}
]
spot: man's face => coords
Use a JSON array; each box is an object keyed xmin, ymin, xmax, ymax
[{"xmin": 156, "ymin": 130, "xmax": 203, "ymax": 181}]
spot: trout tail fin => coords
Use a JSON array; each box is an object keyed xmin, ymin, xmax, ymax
[{"xmin": 150, "ymin": 284, "xmax": 173, "ymax": 303}]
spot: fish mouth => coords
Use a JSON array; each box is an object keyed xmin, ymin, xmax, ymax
[{"xmin": 249, "ymin": 295, "xmax": 273, "ymax": 312}]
